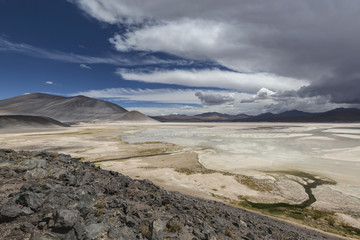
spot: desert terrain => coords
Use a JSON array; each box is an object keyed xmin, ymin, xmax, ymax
[{"xmin": 1, "ymin": 122, "xmax": 359, "ymax": 237}]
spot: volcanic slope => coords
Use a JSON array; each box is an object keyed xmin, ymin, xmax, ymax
[
  {"xmin": 0, "ymin": 115, "xmax": 68, "ymax": 133},
  {"xmin": 0, "ymin": 93, "xmax": 154, "ymax": 123}
]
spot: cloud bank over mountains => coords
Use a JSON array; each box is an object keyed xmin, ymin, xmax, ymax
[{"xmin": 68, "ymin": 0, "xmax": 360, "ymax": 112}]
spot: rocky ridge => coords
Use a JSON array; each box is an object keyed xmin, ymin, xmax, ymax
[
  {"xmin": 0, "ymin": 149, "xmax": 345, "ymax": 240},
  {"xmin": 0, "ymin": 115, "xmax": 68, "ymax": 133}
]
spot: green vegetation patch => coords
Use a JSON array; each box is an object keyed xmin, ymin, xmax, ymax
[
  {"xmin": 209, "ymin": 170, "xmax": 359, "ymax": 239},
  {"xmin": 136, "ymin": 148, "xmax": 170, "ymax": 156},
  {"xmin": 165, "ymin": 220, "xmax": 182, "ymax": 232},
  {"xmin": 175, "ymin": 167, "xmax": 216, "ymax": 175},
  {"xmin": 139, "ymin": 224, "xmax": 151, "ymax": 238}
]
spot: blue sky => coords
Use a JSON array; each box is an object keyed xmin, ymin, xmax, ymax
[{"xmin": 1, "ymin": 0, "xmax": 359, "ymax": 115}]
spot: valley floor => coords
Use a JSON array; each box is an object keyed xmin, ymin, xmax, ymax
[{"xmin": 1, "ymin": 122, "xmax": 359, "ymax": 238}]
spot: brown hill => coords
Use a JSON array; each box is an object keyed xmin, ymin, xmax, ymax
[{"xmin": 0, "ymin": 93, "xmax": 154, "ymax": 123}]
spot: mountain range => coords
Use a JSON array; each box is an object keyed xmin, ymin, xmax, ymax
[
  {"xmin": 153, "ymin": 108, "xmax": 360, "ymax": 122},
  {"xmin": 0, "ymin": 93, "xmax": 155, "ymax": 123},
  {"xmin": 1, "ymin": 93, "xmax": 360, "ymax": 125}
]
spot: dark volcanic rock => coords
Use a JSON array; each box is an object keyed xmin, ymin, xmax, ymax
[
  {"xmin": 0, "ymin": 204, "xmax": 30, "ymax": 220},
  {"xmin": 17, "ymin": 192, "xmax": 44, "ymax": 210},
  {"xmin": 0, "ymin": 149, "xmax": 346, "ymax": 240},
  {"xmin": 53, "ymin": 209, "xmax": 80, "ymax": 230}
]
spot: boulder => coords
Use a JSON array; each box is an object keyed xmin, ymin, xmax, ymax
[
  {"xmin": 85, "ymin": 223, "xmax": 103, "ymax": 239},
  {"xmin": 53, "ymin": 209, "xmax": 80, "ymax": 230},
  {"xmin": 151, "ymin": 219, "xmax": 164, "ymax": 240},
  {"xmin": 17, "ymin": 192, "xmax": 44, "ymax": 210}
]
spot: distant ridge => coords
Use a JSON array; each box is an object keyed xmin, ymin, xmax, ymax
[
  {"xmin": 242, "ymin": 108, "xmax": 360, "ymax": 122},
  {"xmin": 0, "ymin": 93, "xmax": 155, "ymax": 123},
  {"xmin": 152, "ymin": 108, "xmax": 360, "ymax": 122},
  {"xmin": 153, "ymin": 112, "xmax": 249, "ymax": 122}
]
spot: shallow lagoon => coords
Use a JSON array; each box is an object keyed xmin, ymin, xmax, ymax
[{"xmin": 123, "ymin": 123, "xmax": 360, "ymax": 191}]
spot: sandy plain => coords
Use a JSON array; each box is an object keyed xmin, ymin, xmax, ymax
[{"xmin": 0, "ymin": 122, "xmax": 359, "ymax": 237}]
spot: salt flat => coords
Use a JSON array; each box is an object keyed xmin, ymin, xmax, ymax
[
  {"xmin": 1, "ymin": 122, "xmax": 360, "ymax": 234},
  {"xmin": 123, "ymin": 123, "xmax": 360, "ymax": 185}
]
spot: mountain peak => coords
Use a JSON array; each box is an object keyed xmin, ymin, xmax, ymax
[
  {"xmin": 71, "ymin": 95, "xmax": 92, "ymax": 99},
  {"xmin": 0, "ymin": 93, "xmax": 156, "ymax": 123}
]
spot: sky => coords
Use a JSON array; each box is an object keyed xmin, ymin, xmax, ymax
[{"xmin": 1, "ymin": 0, "xmax": 360, "ymax": 116}]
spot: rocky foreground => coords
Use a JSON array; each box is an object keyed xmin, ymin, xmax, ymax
[{"xmin": 0, "ymin": 149, "xmax": 345, "ymax": 240}]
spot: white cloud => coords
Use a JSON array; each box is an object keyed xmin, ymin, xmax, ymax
[
  {"xmin": 76, "ymin": 87, "xmax": 351, "ymax": 116},
  {"xmin": 0, "ymin": 37, "xmax": 123, "ymax": 65},
  {"xmin": 124, "ymin": 96, "xmax": 350, "ymax": 116},
  {"xmin": 70, "ymin": 1, "xmax": 345, "ymax": 28},
  {"xmin": 117, "ymin": 68, "xmax": 308, "ymax": 92},
  {"xmin": 129, "ymin": 100, "xmax": 271, "ymax": 116},
  {"xmin": 45, "ymin": 81, "xmax": 54, "ymax": 85},
  {"xmin": 181, "ymin": 105, "xmax": 196, "ymax": 110},
  {"xmin": 74, "ymin": 0, "xmax": 359, "ymax": 78},
  {"xmin": 195, "ymin": 91, "xmax": 235, "ymax": 106},
  {"xmin": 72, "ymin": 87, "xmax": 279, "ymax": 115},
  {"xmin": 109, "ymin": 19, "xmax": 237, "ymax": 57},
  {"xmin": 68, "ymin": 0, "xmax": 145, "ymax": 24},
  {"xmin": 72, "ymin": 0, "xmax": 257, "ymax": 66},
  {"xmin": 256, "ymin": 88, "xmax": 276, "ymax": 98},
  {"xmin": 108, "ymin": 18, "xmax": 268, "ymax": 73},
  {"xmin": 239, "ymin": 87, "xmax": 351, "ymax": 113},
  {"xmin": 241, "ymin": 88, "xmax": 276, "ymax": 103},
  {"xmin": 125, "ymin": 106, "xmax": 199, "ymax": 116},
  {"xmin": 75, "ymin": 88, "xmax": 241, "ymax": 105},
  {"xmin": 80, "ymin": 64, "xmax": 91, "ymax": 69},
  {"xmin": 0, "ymin": 37, "xmax": 187, "ymax": 66}
]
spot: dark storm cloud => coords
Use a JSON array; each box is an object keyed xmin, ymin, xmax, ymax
[
  {"xmin": 298, "ymin": 67, "xmax": 360, "ymax": 104},
  {"xmin": 234, "ymin": 1, "xmax": 360, "ymax": 104},
  {"xmin": 264, "ymin": 95, "xmax": 335, "ymax": 113},
  {"xmin": 195, "ymin": 91, "xmax": 234, "ymax": 106}
]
